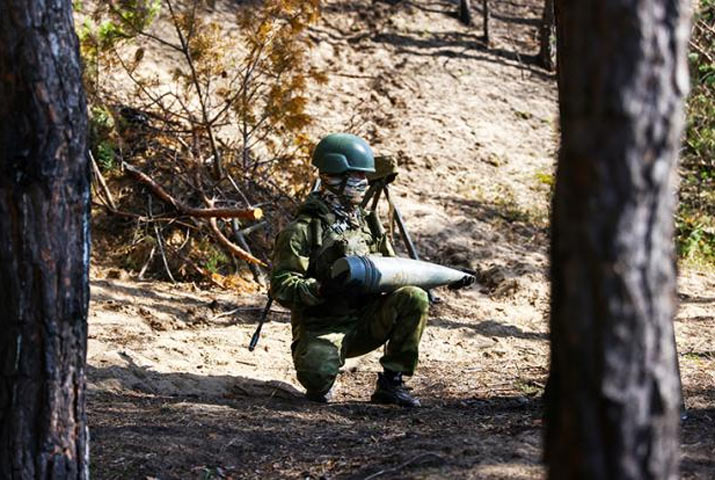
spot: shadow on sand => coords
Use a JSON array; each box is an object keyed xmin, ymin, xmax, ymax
[{"xmin": 88, "ymin": 361, "xmax": 544, "ymax": 479}]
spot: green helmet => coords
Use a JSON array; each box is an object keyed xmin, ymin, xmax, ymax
[{"xmin": 312, "ymin": 133, "xmax": 375, "ymax": 175}]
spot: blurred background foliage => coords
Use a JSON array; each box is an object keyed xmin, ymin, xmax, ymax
[{"xmin": 678, "ymin": 0, "xmax": 715, "ymax": 265}]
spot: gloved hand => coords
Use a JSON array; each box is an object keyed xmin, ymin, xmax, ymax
[{"xmin": 317, "ymin": 269, "xmax": 351, "ymax": 298}]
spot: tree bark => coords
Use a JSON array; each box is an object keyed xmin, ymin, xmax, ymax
[
  {"xmin": 546, "ymin": 1, "xmax": 690, "ymax": 479},
  {"xmin": 537, "ymin": 0, "xmax": 555, "ymax": 71},
  {"xmin": 0, "ymin": 0, "xmax": 90, "ymax": 478},
  {"xmin": 482, "ymin": 0, "xmax": 490, "ymax": 44},
  {"xmin": 458, "ymin": 0, "xmax": 472, "ymax": 26}
]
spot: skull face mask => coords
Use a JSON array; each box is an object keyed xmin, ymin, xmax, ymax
[
  {"xmin": 321, "ymin": 172, "xmax": 369, "ymax": 206},
  {"xmin": 342, "ymin": 174, "xmax": 369, "ymax": 203}
]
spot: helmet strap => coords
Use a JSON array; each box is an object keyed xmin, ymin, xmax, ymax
[{"xmin": 337, "ymin": 174, "xmax": 349, "ymax": 196}]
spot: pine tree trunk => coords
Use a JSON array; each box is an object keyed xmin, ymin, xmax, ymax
[
  {"xmin": 482, "ymin": 0, "xmax": 490, "ymax": 44},
  {"xmin": 537, "ymin": 0, "xmax": 555, "ymax": 71},
  {"xmin": 458, "ymin": 0, "xmax": 472, "ymax": 26},
  {"xmin": 0, "ymin": 0, "xmax": 90, "ymax": 478},
  {"xmin": 546, "ymin": 0, "xmax": 690, "ymax": 478}
]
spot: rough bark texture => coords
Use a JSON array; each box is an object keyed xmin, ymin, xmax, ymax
[
  {"xmin": 482, "ymin": 0, "xmax": 490, "ymax": 44},
  {"xmin": 458, "ymin": 0, "xmax": 472, "ymax": 26},
  {"xmin": 546, "ymin": 1, "xmax": 690, "ymax": 479},
  {"xmin": 0, "ymin": 0, "xmax": 90, "ymax": 478},
  {"xmin": 537, "ymin": 0, "xmax": 555, "ymax": 71}
]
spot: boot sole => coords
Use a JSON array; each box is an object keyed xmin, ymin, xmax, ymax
[{"xmin": 370, "ymin": 392, "xmax": 420, "ymax": 408}]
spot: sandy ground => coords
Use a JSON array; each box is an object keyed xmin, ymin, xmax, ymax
[{"xmin": 86, "ymin": 0, "xmax": 715, "ymax": 478}]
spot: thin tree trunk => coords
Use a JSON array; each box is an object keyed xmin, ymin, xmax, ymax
[
  {"xmin": 546, "ymin": 1, "xmax": 691, "ymax": 479},
  {"xmin": 458, "ymin": 0, "xmax": 472, "ymax": 26},
  {"xmin": 0, "ymin": 0, "xmax": 90, "ymax": 478},
  {"xmin": 537, "ymin": 0, "xmax": 555, "ymax": 71},
  {"xmin": 482, "ymin": 0, "xmax": 490, "ymax": 44}
]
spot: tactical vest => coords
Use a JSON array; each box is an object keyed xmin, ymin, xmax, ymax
[
  {"xmin": 307, "ymin": 210, "xmax": 383, "ymax": 282},
  {"xmin": 303, "ymin": 210, "xmax": 385, "ymax": 317}
]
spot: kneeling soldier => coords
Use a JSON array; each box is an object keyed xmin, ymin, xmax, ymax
[{"xmin": 270, "ymin": 133, "xmax": 429, "ymax": 407}]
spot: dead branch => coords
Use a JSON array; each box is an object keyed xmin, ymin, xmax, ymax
[
  {"xmin": 191, "ymin": 167, "xmax": 268, "ymax": 268},
  {"xmin": 232, "ymin": 218, "xmax": 266, "ymax": 285},
  {"xmin": 690, "ymin": 37, "xmax": 715, "ymax": 66},
  {"xmin": 92, "ymin": 202, "xmax": 200, "ymax": 232},
  {"xmin": 154, "ymin": 223, "xmax": 176, "ymax": 283},
  {"xmin": 239, "ymin": 220, "xmax": 267, "ymax": 237},
  {"xmin": 166, "ymin": 0, "xmax": 223, "ymax": 178},
  {"xmin": 208, "ymin": 217, "xmax": 268, "ymax": 267},
  {"xmin": 148, "ymin": 194, "xmax": 176, "ymax": 283},
  {"xmin": 137, "ymin": 245, "xmax": 156, "ymax": 280},
  {"xmin": 89, "ymin": 150, "xmax": 117, "ymax": 210},
  {"xmin": 210, "ymin": 306, "xmax": 289, "ymax": 322},
  {"xmin": 123, "ymin": 162, "xmax": 263, "ymax": 220},
  {"xmin": 162, "ymin": 241, "xmax": 227, "ymax": 290}
]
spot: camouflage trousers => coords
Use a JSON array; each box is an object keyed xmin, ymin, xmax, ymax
[{"xmin": 291, "ymin": 286, "xmax": 429, "ymax": 395}]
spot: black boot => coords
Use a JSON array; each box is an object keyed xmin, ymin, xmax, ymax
[
  {"xmin": 370, "ymin": 370, "xmax": 421, "ymax": 408},
  {"xmin": 306, "ymin": 386, "xmax": 333, "ymax": 404}
]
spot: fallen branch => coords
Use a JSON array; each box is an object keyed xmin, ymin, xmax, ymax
[
  {"xmin": 137, "ymin": 245, "xmax": 156, "ymax": 280},
  {"xmin": 124, "ymin": 162, "xmax": 263, "ymax": 220},
  {"xmin": 209, "ymin": 217, "xmax": 268, "ymax": 267},
  {"xmin": 162, "ymin": 241, "xmax": 226, "ymax": 290},
  {"xmin": 689, "ymin": 38, "xmax": 715, "ymax": 66},
  {"xmin": 149, "ymin": 194, "xmax": 176, "ymax": 284},
  {"xmin": 239, "ymin": 220, "xmax": 267, "ymax": 237},
  {"xmin": 232, "ymin": 218, "xmax": 266, "ymax": 285},
  {"xmin": 154, "ymin": 223, "xmax": 176, "ymax": 283},
  {"xmin": 89, "ymin": 150, "xmax": 117, "ymax": 210},
  {"xmin": 194, "ymin": 182, "xmax": 268, "ymax": 268},
  {"xmin": 92, "ymin": 201, "xmax": 199, "ymax": 231}
]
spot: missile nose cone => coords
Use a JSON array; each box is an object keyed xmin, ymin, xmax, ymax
[{"xmin": 330, "ymin": 255, "xmax": 476, "ymax": 294}]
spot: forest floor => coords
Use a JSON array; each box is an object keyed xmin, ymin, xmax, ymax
[{"xmin": 86, "ymin": 0, "xmax": 715, "ymax": 478}]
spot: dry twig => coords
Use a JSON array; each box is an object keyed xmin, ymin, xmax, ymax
[
  {"xmin": 89, "ymin": 150, "xmax": 117, "ymax": 210},
  {"xmin": 208, "ymin": 217, "xmax": 267, "ymax": 267},
  {"xmin": 148, "ymin": 195, "xmax": 176, "ymax": 283},
  {"xmin": 124, "ymin": 162, "xmax": 263, "ymax": 220},
  {"xmin": 162, "ymin": 241, "xmax": 226, "ymax": 289},
  {"xmin": 137, "ymin": 245, "xmax": 156, "ymax": 280}
]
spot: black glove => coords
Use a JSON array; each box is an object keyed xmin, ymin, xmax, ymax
[{"xmin": 318, "ymin": 270, "xmax": 351, "ymax": 297}]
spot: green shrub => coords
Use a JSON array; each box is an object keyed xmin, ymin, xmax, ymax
[
  {"xmin": 89, "ymin": 106, "xmax": 119, "ymax": 171},
  {"xmin": 677, "ymin": 0, "xmax": 715, "ymax": 264}
]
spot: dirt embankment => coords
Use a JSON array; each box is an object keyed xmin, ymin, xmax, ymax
[{"xmin": 87, "ymin": 0, "xmax": 715, "ymax": 479}]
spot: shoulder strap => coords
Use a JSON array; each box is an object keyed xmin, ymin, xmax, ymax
[{"xmin": 310, "ymin": 216, "xmax": 324, "ymax": 250}]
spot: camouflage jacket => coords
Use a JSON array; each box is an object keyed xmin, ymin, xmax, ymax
[{"xmin": 270, "ymin": 193, "xmax": 394, "ymax": 326}]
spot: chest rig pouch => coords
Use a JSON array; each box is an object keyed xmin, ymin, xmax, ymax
[{"xmin": 307, "ymin": 211, "xmax": 381, "ymax": 285}]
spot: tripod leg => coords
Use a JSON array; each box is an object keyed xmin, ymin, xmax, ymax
[
  {"xmin": 383, "ymin": 186, "xmax": 419, "ymax": 260},
  {"xmin": 360, "ymin": 182, "xmax": 380, "ymax": 210},
  {"xmin": 382, "ymin": 186, "xmax": 439, "ymax": 304}
]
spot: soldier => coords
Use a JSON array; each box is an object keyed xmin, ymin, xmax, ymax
[{"xmin": 270, "ymin": 133, "xmax": 429, "ymax": 407}]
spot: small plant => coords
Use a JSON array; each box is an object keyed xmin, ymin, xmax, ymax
[
  {"xmin": 89, "ymin": 106, "xmax": 119, "ymax": 171},
  {"xmin": 515, "ymin": 378, "xmax": 543, "ymax": 397},
  {"xmin": 534, "ymin": 171, "xmax": 555, "ymax": 188},
  {"xmin": 75, "ymin": 0, "xmax": 161, "ymax": 98},
  {"xmin": 205, "ymin": 247, "xmax": 230, "ymax": 275},
  {"xmin": 676, "ymin": 215, "xmax": 715, "ymax": 263}
]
